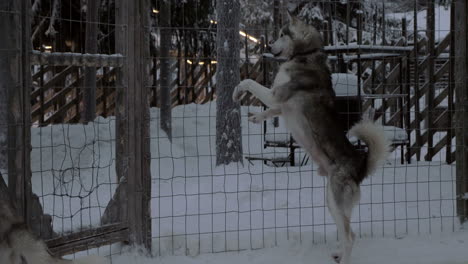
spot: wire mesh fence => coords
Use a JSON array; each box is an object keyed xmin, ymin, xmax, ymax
[
  {"xmin": 0, "ymin": 0, "xmax": 467, "ymax": 261},
  {"xmin": 149, "ymin": 0, "xmax": 465, "ymax": 257}
]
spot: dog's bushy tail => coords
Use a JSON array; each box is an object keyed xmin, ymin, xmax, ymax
[{"xmin": 349, "ymin": 120, "xmax": 390, "ymax": 176}]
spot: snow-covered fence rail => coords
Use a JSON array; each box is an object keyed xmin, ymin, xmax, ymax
[{"xmin": 30, "ymin": 51, "xmax": 125, "ymax": 67}]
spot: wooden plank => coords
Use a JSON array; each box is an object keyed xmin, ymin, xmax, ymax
[
  {"xmin": 406, "ymin": 108, "xmax": 449, "ymax": 160},
  {"xmin": 115, "ymin": 0, "xmax": 152, "ymax": 250},
  {"xmin": 395, "ymin": 59, "xmax": 450, "ymax": 116},
  {"xmin": 324, "ymin": 44, "xmax": 413, "ymax": 53},
  {"xmin": 436, "ymin": 32, "xmax": 451, "ymax": 55},
  {"xmin": 412, "ymin": 0, "xmax": 421, "ymax": 161},
  {"xmin": 30, "ymin": 51, "xmax": 124, "ymax": 67},
  {"xmin": 46, "ymin": 223, "xmax": 128, "ymax": 257},
  {"xmin": 454, "ymin": 0, "xmax": 468, "ymax": 223},
  {"xmin": 32, "ymin": 65, "xmax": 52, "ymax": 81},
  {"xmin": 447, "ymin": 1, "xmax": 456, "ymax": 164},
  {"xmin": 31, "ymin": 66, "xmax": 75, "ymax": 99},
  {"xmin": 82, "ymin": 0, "xmax": 100, "ymax": 122},
  {"xmin": 4, "ymin": 0, "xmax": 26, "ymax": 226},
  {"xmin": 426, "ymin": 1, "xmax": 436, "ymax": 161},
  {"xmin": 45, "ymin": 97, "xmax": 79, "ymax": 123}
]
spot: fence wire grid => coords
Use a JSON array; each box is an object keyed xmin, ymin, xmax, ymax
[{"xmin": 0, "ymin": 0, "xmax": 467, "ymax": 261}]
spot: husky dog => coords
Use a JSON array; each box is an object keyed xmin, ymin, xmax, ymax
[
  {"xmin": 232, "ymin": 15, "xmax": 389, "ymax": 264},
  {"xmin": 0, "ymin": 199, "xmax": 108, "ymax": 264}
]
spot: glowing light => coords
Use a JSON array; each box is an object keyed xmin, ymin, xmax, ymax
[
  {"xmin": 152, "ymin": 8, "xmax": 159, "ymax": 14},
  {"xmin": 239, "ymin": 31, "xmax": 258, "ymax": 43},
  {"xmin": 248, "ymin": 35, "xmax": 259, "ymax": 43},
  {"xmin": 211, "ymin": 21, "xmax": 259, "ymax": 43},
  {"xmin": 186, "ymin": 60, "xmax": 217, "ymax": 65}
]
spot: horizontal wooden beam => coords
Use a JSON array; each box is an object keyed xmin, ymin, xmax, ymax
[
  {"xmin": 46, "ymin": 223, "xmax": 128, "ymax": 257},
  {"xmin": 30, "ymin": 51, "xmax": 124, "ymax": 67},
  {"xmin": 324, "ymin": 44, "xmax": 414, "ymax": 53}
]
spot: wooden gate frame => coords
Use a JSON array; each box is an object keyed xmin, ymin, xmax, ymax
[{"xmin": 1, "ymin": 0, "xmax": 152, "ymax": 256}]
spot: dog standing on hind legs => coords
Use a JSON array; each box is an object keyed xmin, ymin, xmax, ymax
[{"xmin": 232, "ymin": 14, "xmax": 390, "ymax": 264}]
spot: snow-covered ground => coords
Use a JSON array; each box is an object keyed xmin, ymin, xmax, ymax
[
  {"xmin": 2, "ymin": 100, "xmax": 461, "ymax": 262},
  {"xmin": 149, "ymin": 103, "xmax": 458, "ymax": 256},
  {"xmin": 111, "ymin": 229, "xmax": 468, "ymax": 264}
]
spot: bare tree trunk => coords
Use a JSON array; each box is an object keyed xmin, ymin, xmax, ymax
[
  {"xmin": 82, "ymin": 0, "xmax": 100, "ymax": 122},
  {"xmin": 160, "ymin": 0, "xmax": 172, "ymax": 141},
  {"xmin": 215, "ymin": 0, "xmax": 243, "ymax": 165}
]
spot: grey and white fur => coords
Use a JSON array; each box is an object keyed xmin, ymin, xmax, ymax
[
  {"xmin": 232, "ymin": 14, "xmax": 390, "ymax": 264},
  {"xmin": 0, "ymin": 200, "xmax": 108, "ymax": 264}
]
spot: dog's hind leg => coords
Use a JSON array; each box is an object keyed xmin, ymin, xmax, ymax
[
  {"xmin": 232, "ymin": 79, "xmax": 278, "ymax": 108},
  {"xmin": 326, "ymin": 179, "xmax": 360, "ymax": 264}
]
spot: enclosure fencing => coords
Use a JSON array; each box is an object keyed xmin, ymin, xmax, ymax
[{"xmin": 0, "ymin": 0, "xmax": 467, "ymax": 260}]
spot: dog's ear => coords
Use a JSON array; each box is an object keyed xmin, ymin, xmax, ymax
[{"xmin": 287, "ymin": 10, "xmax": 298, "ymax": 25}]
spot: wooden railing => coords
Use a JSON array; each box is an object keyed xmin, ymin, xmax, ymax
[{"xmin": 30, "ymin": 33, "xmax": 455, "ymax": 163}]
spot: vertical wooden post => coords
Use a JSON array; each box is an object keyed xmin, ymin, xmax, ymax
[
  {"xmin": 402, "ymin": 18, "xmax": 407, "ymax": 41},
  {"xmin": 346, "ymin": 1, "xmax": 350, "ymax": 45},
  {"xmin": 39, "ymin": 64, "xmax": 45, "ymax": 124},
  {"xmin": 327, "ymin": 3, "xmax": 334, "ymax": 45},
  {"xmin": 356, "ymin": 11, "xmax": 362, "ymax": 115},
  {"xmin": 115, "ymin": 0, "xmax": 152, "ymax": 250},
  {"xmin": 425, "ymin": 1, "xmax": 435, "ymax": 161},
  {"xmin": 82, "ymin": 0, "xmax": 100, "ymax": 122},
  {"xmin": 447, "ymin": 1, "xmax": 455, "ymax": 164},
  {"xmin": 413, "ymin": 0, "xmax": 422, "ymax": 161},
  {"xmin": 1, "ymin": 0, "xmax": 52, "ymax": 239},
  {"xmin": 357, "ymin": 11, "xmax": 362, "ymax": 45},
  {"xmin": 402, "ymin": 17, "xmax": 412, "ymax": 164},
  {"xmin": 454, "ymin": 0, "xmax": 468, "ymax": 224},
  {"xmin": 382, "ymin": 58, "xmax": 387, "ymax": 124},
  {"xmin": 159, "ymin": 0, "xmax": 172, "ymax": 140},
  {"xmin": 2, "ymin": 0, "xmax": 31, "ymax": 221},
  {"xmin": 1, "ymin": 0, "xmax": 20, "ymax": 214},
  {"xmin": 381, "ymin": 0, "xmax": 386, "ymax": 45}
]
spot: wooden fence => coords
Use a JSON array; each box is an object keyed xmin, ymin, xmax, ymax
[
  {"xmin": 1, "ymin": 0, "xmax": 152, "ymax": 256},
  {"xmin": 30, "ymin": 32, "xmax": 455, "ymax": 164}
]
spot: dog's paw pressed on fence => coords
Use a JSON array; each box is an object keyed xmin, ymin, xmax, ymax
[
  {"xmin": 248, "ymin": 112, "xmax": 261, "ymax": 123},
  {"xmin": 232, "ymin": 79, "xmax": 253, "ymax": 102},
  {"xmin": 232, "ymin": 85, "xmax": 244, "ymax": 102}
]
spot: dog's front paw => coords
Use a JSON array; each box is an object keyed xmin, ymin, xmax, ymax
[
  {"xmin": 248, "ymin": 112, "xmax": 262, "ymax": 124},
  {"xmin": 232, "ymin": 79, "xmax": 252, "ymax": 102}
]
